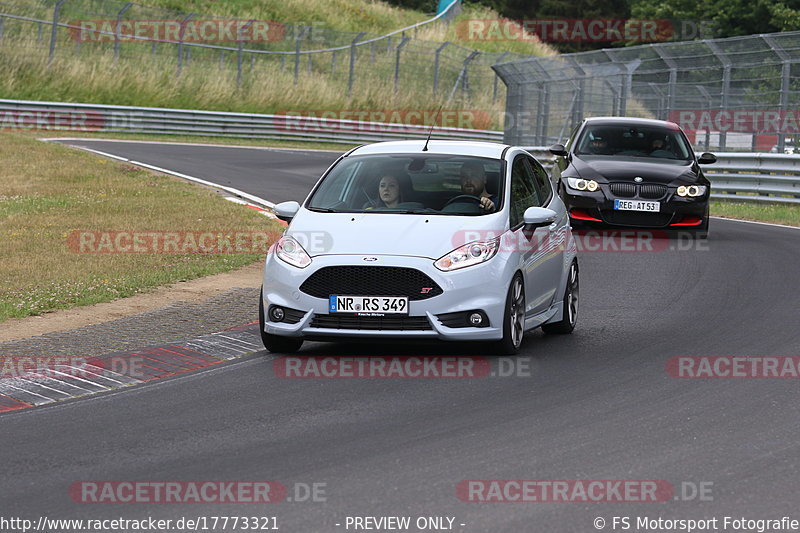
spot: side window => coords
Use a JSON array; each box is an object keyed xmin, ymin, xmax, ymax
[
  {"xmin": 509, "ymin": 155, "xmax": 540, "ymax": 228},
  {"xmin": 527, "ymin": 157, "xmax": 552, "ymax": 203}
]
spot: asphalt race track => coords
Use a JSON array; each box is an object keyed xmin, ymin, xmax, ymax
[{"xmin": 1, "ymin": 140, "xmax": 799, "ymax": 532}]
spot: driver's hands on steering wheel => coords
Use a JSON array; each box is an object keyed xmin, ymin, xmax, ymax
[{"xmin": 479, "ymin": 197, "xmax": 495, "ymax": 211}]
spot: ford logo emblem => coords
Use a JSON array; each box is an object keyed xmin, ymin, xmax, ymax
[
  {"xmin": 363, "ymin": 257, "xmax": 378, "ymax": 262},
  {"xmin": 634, "ymin": 176, "xmax": 643, "ymax": 183}
]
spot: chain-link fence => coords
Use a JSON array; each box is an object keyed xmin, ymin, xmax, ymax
[
  {"xmin": 0, "ymin": 0, "xmax": 536, "ymax": 116},
  {"xmin": 495, "ymin": 32, "xmax": 800, "ymax": 152}
]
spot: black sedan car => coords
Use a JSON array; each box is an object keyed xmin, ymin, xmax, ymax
[{"xmin": 550, "ymin": 117, "xmax": 716, "ymax": 235}]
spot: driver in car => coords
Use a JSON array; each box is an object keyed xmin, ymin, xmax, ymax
[{"xmin": 459, "ymin": 161, "xmax": 497, "ymax": 212}]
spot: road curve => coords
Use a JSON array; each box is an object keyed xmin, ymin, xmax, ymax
[{"xmin": 1, "ymin": 140, "xmax": 799, "ymax": 532}]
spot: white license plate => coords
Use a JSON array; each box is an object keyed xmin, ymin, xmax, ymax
[
  {"xmin": 329, "ymin": 296, "xmax": 409, "ymax": 315},
  {"xmin": 614, "ymin": 199, "xmax": 660, "ymax": 212}
]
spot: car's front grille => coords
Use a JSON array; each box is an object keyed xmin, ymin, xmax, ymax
[
  {"xmin": 602, "ymin": 210, "xmax": 673, "ymax": 228},
  {"xmin": 610, "ymin": 183, "xmax": 636, "ymax": 197},
  {"xmin": 300, "ymin": 266, "xmax": 443, "ymax": 301},
  {"xmin": 609, "ymin": 183, "xmax": 667, "ymax": 199},
  {"xmin": 310, "ymin": 314, "xmax": 432, "ymax": 331},
  {"xmin": 639, "ymin": 184, "xmax": 668, "ymax": 199}
]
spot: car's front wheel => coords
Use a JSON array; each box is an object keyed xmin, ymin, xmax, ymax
[
  {"xmin": 542, "ymin": 260, "xmax": 578, "ymax": 335},
  {"xmin": 259, "ymin": 288, "xmax": 303, "ymax": 353},
  {"xmin": 495, "ymin": 274, "xmax": 526, "ymax": 355}
]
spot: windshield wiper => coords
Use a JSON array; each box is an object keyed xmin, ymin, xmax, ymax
[{"xmin": 307, "ymin": 207, "xmax": 337, "ymax": 213}]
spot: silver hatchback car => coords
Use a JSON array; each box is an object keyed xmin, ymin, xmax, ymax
[{"xmin": 260, "ymin": 140, "xmax": 579, "ymax": 354}]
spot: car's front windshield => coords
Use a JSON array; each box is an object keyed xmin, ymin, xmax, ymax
[
  {"xmin": 306, "ymin": 154, "xmax": 504, "ymax": 215},
  {"xmin": 575, "ymin": 124, "xmax": 693, "ymax": 161}
]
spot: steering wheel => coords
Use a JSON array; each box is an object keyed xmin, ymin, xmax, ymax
[{"xmin": 443, "ymin": 195, "xmax": 483, "ymax": 208}]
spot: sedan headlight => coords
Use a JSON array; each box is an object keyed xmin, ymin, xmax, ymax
[
  {"xmin": 566, "ymin": 177, "xmax": 599, "ymax": 192},
  {"xmin": 434, "ymin": 238, "xmax": 499, "ymax": 272},
  {"xmin": 676, "ymin": 185, "xmax": 707, "ymax": 197},
  {"xmin": 275, "ymin": 235, "xmax": 311, "ymax": 268}
]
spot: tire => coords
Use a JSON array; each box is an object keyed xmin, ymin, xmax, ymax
[
  {"xmin": 494, "ymin": 274, "xmax": 526, "ymax": 355},
  {"xmin": 259, "ymin": 288, "xmax": 303, "ymax": 354},
  {"xmin": 542, "ymin": 260, "xmax": 579, "ymax": 335}
]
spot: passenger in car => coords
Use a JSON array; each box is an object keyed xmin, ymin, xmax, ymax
[
  {"xmin": 365, "ymin": 174, "xmax": 403, "ymax": 209},
  {"xmin": 459, "ymin": 161, "xmax": 498, "ymax": 212}
]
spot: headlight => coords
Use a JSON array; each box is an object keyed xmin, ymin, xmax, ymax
[
  {"xmin": 434, "ymin": 238, "xmax": 499, "ymax": 272},
  {"xmin": 275, "ymin": 236, "xmax": 311, "ymax": 268},
  {"xmin": 566, "ymin": 177, "xmax": 599, "ymax": 192},
  {"xmin": 676, "ymin": 185, "xmax": 707, "ymax": 197}
]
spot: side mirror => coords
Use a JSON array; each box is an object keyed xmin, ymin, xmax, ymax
[
  {"xmin": 549, "ymin": 144, "xmax": 568, "ymax": 157},
  {"xmin": 697, "ymin": 152, "xmax": 717, "ymax": 165},
  {"xmin": 274, "ymin": 201, "xmax": 300, "ymax": 223},
  {"xmin": 523, "ymin": 206, "xmax": 558, "ymax": 228}
]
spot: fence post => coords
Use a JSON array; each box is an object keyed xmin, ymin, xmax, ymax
[
  {"xmin": 114, "ymin": 2, "xmax": 132, "ymax": 64},
  {"xmin": 653, "ymin": 47, "xmax": 678, "ymax": 122},
  {"xmin": 348, "ymin": 32, "xmax": 365, "ymax": 96},
  {"xmin": 762, "ymin": 35, "xmax": 790, "ymax": 153},
  {"xmin": 460, "ymin": 50, "xmax": 479, "ymax": 101},
  {"xmin": 492, "ymin": 52, "xmax": 509, "ymax": 102},
  {"xmin": 433, "ymin": 42, "xmax": 450, "ymax": 96},
  {"xmin": 49, "ymin": 0, "xmax": 68, "ymax": 63},
  {"xmin": 446, "ymin": 50, "xmax": 478, "ymax": 103},
  {"xmin": 237, "ymin": 20, "xmax": 254, "ymax": 87},
  {"xmin": 176, "ymin": 13, "xmax": 195, "ymax": 77},
  {"xmin": 294, "ymin": 27, "xmax": 309, "ymax": 84},
  {"xmin": 394, "ymin": 36, "xmax": 410, "ymax": 95},
  {"xmin": 0, "ymin": 16, "xmax": 5, "ymax": 42},
  {"xmin": 219, "ymin": 49, "xmax": 224, "ymax": 70},
  {"xmin": 707, "ymin": 40, "xmax": 731, "ymax": 151},
  {"xmin": 331, "ymin": 49, "xmax": 337, "ymax": 77}
]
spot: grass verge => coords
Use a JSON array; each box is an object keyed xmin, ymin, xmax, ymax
[
  {"xmin": 0, "ymin": 132, "xmax": 285, "ymax": 322},
  {"xmin": 711, "ymin": 200, "xmax": 800, "ymax": 227}
]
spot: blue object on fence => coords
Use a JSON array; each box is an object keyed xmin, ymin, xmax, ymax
[{"xmin": 437, "ymin": 0, "xmax": 460, "ymax": 16}]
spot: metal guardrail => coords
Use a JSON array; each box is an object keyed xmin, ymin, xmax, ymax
[
  {"xmin": 2, "ymin": 98, "xmax": 798, "ymax": 204},
  {"xmin": 0, "ymin": 99, "xmax": 503, "ymax": 144},
  {"xmin": 703, "ymin": 153, "xmax": 800, "ymax": 204}
]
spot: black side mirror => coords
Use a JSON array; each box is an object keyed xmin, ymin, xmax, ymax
[
  {"xmin": 697, "ymin": 152, "xmax": 717, "ymax": 165},
  {"xmin": 549, "ymin": 144, "xmax": 568, "ymax": 157}
]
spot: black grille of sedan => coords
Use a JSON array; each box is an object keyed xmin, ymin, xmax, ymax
[
  {"xmin": 310, "ymin": 314, "xmax": 432, "ymax": 330},
  {"xmin": 610, "ymin": 183, "xmax": 636, "ymax": 197},
  {"xmin": 639, "ymin": 184, "xmax": 668, "ymax": 199},
  {"xmin": 299, "ymin": 266, "xmax": 443, "ymax": 301}
]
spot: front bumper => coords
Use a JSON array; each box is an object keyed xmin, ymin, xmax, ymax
[
  {"xmin": 262, "ymin": 253, "xmax": 510, "ymax": 341},
  {"xmin": 560, "ymin": 187, "xmax": 708, "ymax": 228}
]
